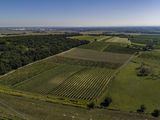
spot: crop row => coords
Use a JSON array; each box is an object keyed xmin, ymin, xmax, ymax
[{"xmin": 50, "ymin": 68, "xmax": 113, "ymax": 101}]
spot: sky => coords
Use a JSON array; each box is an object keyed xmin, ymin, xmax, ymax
[{"xmin": 0, "ymin": 0, "xmax": 160, "ymax": 27}]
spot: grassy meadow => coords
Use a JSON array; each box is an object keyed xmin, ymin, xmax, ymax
[{"xmin": 107, "ymin": 50, "xmax": 160, "ymax": 113}]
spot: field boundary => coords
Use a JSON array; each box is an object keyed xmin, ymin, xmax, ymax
[
  {"xmin": 0, "ymin": 48, "xmax": 76, "ymax": 80},
  {"xmin": 0, "ymin": 88, "xmax": 90, "ymax": 108},
  {"xmin": 96, "ymin": 54, "xmax": 136, "ymax": 105}
]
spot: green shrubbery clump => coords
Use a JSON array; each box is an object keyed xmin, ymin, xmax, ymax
[
  {"xmin": 87, "ymin": 102, "xmax": 95, "ymax": 109},
  {"xmin": 152, "ymin": 109, "xmax": 160, "ymax": 117},
  {"xmin": 100, "ymin": 97, "xmax": 112, "ymax": 108},
  {"xmin": 137, "ymin": 105, "xmax": 146, "ymax": 113},
  {"xmin": 136, "ymin": 63, "xmax": 150, "ymax": 77}
]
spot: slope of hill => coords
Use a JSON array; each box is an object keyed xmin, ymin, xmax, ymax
[{"xmin": 0, "ymin": 34, "xmax": 160, "ymax": 119}]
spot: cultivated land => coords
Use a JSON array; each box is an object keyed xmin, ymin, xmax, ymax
[
  {"xmin": 0, "ymin": 33, "xmax": 160, "ymax": 119},
  {"xmin": 103, "ymin": 42, "xmax": 139, "ymax": 54},
  {"xmin": 0, "ymin": 35, "xmax": 132, "ymax": 106},
  {"xmin": 57, "ymin": 48, "xmax": 131, "ymax": 64},
  {"xmin": 107, "ymin": 51, "xmax": 160, "ymax": 113},
  {"xmin": 51, "ymin": 68, "xmax": 114, "ymax": 101},
  {"xmin": 107, "ymin": 37, "xmax": 131, "ymax": 44},
  {"xmin": 0, "ymin": 46, "xmax": 120, "ymax": 107},
  {"xmin": 69, "ymin": 35, "xmax": 112, "ymax": 42}
]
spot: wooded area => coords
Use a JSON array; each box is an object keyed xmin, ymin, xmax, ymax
[{"xmin": 0, "ymin": 34, "xmax": 89, "ymax": 75}]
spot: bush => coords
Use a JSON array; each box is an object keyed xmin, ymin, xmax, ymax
[
  {"xmin": 101, "ymin": 97, "xmax": 112, "ymax": 107},
  {"xmin": 152, "ymin": 109, "xmax": 160, "ymax": 117},
  {"xmin": 87, "ymin": 102, "xmax": 95, "ymax": 109},
  {"xmin": 137, "ymin": 105, "xmax": 146, "ymax": 113},
  {"xmin": 137, "ymin": 63, "xmax": 150, "ymax": 76}
]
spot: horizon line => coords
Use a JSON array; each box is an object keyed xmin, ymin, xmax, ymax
[{"xmin": 1, "ymin": 25, "xmax": 160, "ymax": 28}]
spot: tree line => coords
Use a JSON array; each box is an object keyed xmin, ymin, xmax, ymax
[{"xmin": 0, "ymin": 34, "xmax": 89, "ymax": 75}]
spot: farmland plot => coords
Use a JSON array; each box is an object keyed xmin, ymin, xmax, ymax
[
  {"xmin": 69, "ymin": 35, "xmax": 111, "ymax": 42},
  {"xmin": 79, "ymin": 41, "xmax": 109, "ymax": 51},
  {"xmin": 13, "ymin": 64, "xmax": 85, "ymax": 94},
  {"xmin": 107, "ymin": 37, "xmax": 131, "ymax": 44},
  {"xmin": 50, "ymin": 68, "xmax": 114, "ymax": 101},
  {"xmin": 104, "ymin": 43, "xmax": 138, "ymax": 54},
  {"xmin": 58, "ymin": 48, "xmax": 131, "ymax": 64},
  {"xmin": 51, "ymin": 56, "xmax": 121, "ymax": 69}
]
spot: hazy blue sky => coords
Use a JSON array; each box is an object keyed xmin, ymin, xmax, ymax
[{"xmin": 0, "ymin": 0, "xmax": 160, "ymax": 27}]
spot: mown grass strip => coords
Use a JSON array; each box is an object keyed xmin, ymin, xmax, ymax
[{"xmin": 0, "ymin": 88, "xmax": 90, "ymax": 108}]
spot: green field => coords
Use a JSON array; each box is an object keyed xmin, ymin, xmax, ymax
[
  {"xmin": 50, "ymin": 56, "xmax": 121, "ymax": 69},
  {"xmin": 130, "ymin": 35, "xmax": 160, "ymax": 49},
  {"xmin": 107, "ymin": 50, "xmax": 160, "ymax": 113},
  {"xmin": 58, "ymin": 48, "xmax": 131, "ymax": 64},
  {"xmin": 0, "ymin": 35, "xmax": 133, "ymax": 108},
  {"xmin": 0, "ymin": 59, "xmax": 59, "ymax": 86},
  {"xmin": 69, "ymin": 35, "xmax": 112, "ymax": 42},
  {"xmin": 0, "ymin": 49, "xmax": 120, "ymax": 106},
  {"xmin": 70, "ymin": 35, "xmax": 113, "ymax": 51},
  {"xmin": 51, "ymin": 68, "xmax": 114, "ymax": 101},
  {"xmin": 0, "ymin": 47, "xmax": 123, "ymax": 106},
  {"xmin": 1, "ymin": 34, "xmax": 160, "ymax": 119},
  {"xmin": 107, "ymin": 37, "xmax": 131, "ymax": 44},
  {"xmin": 78, "ymin": 36, "xmax": 138, "ymax": 53},
  {"xmin": 0, "ymin": 35, "xmax": 6, "ymax": 37},
  {"xmin": 104, "ymin": 43, "xmax": 138, "ymax": 54},
  {"xmin": 79, "ymin": 41, "xmax": 109, "ymax": 51},
  {"xmin": 14, "ymin": 64, "xmax": 85, "ymax": 94}
]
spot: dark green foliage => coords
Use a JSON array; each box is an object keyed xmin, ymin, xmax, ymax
[
  {"xmin": 102, "ymin": 33, "xmax": 130, "ymax": 38},
  {"xmin": 0, "ymin": 63, "xmax": 7, "ymax": 75},
  {"xmin": 130, "ymin": 35, "xmax": 160, "ymax": 49},
  {"xmin": 101, "ymin": 97, "xmax": 112, "ymax": 107},
  {"xmin": 152, "ymin": 109, "xmax": 160, "ymax": 117},
  {"xmin": 138, "ymin": 51, "xmax": 160, "ymax": 60},
  {"xmin": 136, "ymin": 63, "xmax": 150, "ymax": 76},
  {"xmin": 87, "ymin": 102, "xmax": 95, "ymax": 109},
  {"xmin": 0, "ymin": 35, "xmax": 89, "ymax": 75},
  {"xmin": 137, "ymin": 105, "xmax": 146, "ymax": 113}
]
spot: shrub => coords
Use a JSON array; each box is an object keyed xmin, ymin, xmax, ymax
[
  {"xmin": 137, "ymin": 63, "xmax": 150, "ymax": 76},
  {"xmin": 137, "ymin": 105, "xmax": 146, "ymax": 113},
  {"xmin": 152, "ymin": 109, "xmax": 160, "ymax": 117},
  {"xmin": 87, "ymin": 102, "xmax": 95, "ymax": 109},
  {"xmin": 101, "ymin": 97, "xmax": 112, "ymax": 107}
]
